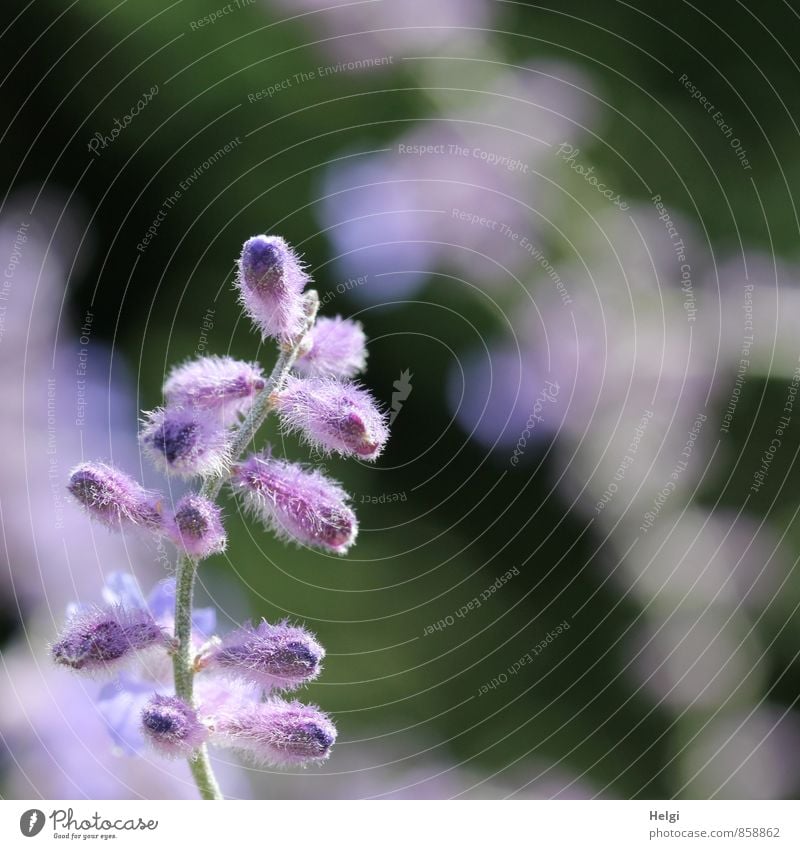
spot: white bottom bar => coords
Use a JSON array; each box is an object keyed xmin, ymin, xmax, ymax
[{"xmin": 2, "ymin": 800, "xmax": 799, "ymax": 848}]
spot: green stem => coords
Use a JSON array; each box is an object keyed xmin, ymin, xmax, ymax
[
  {"xmin": 171, "ymin": 289, "xmax": 319, "ymax": 801},
  {"xmin": 188, "ymin": 749, "xmax": 222, "ymax": 800},
  {"xmin": 172, "ymin": 554, "xmax": 222, "ymax": 800}
]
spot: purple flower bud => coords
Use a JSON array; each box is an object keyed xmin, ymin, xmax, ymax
[
  {"xmin": 274, "ymin": 375, "xmax": 389, "ymax": 461},
  {"xmin": 232, "ymin": 453, "xmax": 357, "ymax": 553},
  {"xmin": 164, "ymin": 356, "xmax": 265, "ymax": 424},
  {"xmin": 237, "ymin": 235, "xmax": 309, "ymax": 342},
  {"xmin": 140, "ymin": 407, "xmax": 230, "ymax": 478},
  {"xmin": 67, "ymin": 462, "xmax": 163, "ymax": 530},
  {"xmin": 51, "ymin": 606, "xmax": 167, "ymax": 675},
  {"xmin": 141, "ymin": 694, "xmax": 208, "ymax": 759},
  {"xmin": 165, "ymin": 494, "xmax": 226, "ymax": 559},
  {"xmin": 205, "ymin": 620, "xmax": 324, "ymax": 691},
  {"xmin": 295, "ymin": 316, "xmax": 367, "ymax": 379},
  {"xmin": 212, "ymin": 698, "xmax": 336, "ymax": 766}
]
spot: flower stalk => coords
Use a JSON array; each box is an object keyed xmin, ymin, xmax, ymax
[
  {"xmin": 58, "ymin": 236, "xmax": 384, "ymax": 801},
  {"xmin": 172, "ymin": 290, "xmax": 319, "ymax": 799}
]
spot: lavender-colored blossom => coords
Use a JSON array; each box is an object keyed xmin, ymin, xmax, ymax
[
  {"xmin": 274, "ymin": 375, "xmax": 389, "ymax": 461},
  {"xmin": 205, "ymin": 620, "xmax": 324, "ymax": 691},
  {"xmin": 317, "ymin": 62, "xmax": 596, "ymax": 304},
  {"xmin": 164, "ymin": 356, "xmax": 265, "ymax": 424},
  {"xmin": 269, "ymin": 0, "xmax": 493, "ymax": 63},
  {"xmin": 237, "ymin": 235, "xmax": 309, "ymax": 342},
  {"xmin": 141, "ymin": 694, "xmax": 208, "ymax": 759},
  {"xmin": 447, "ymin": 345, "xmax": 559, "ymax": 452},
  {"xmin": 212, "ymin": 698, "xmax": 336, "ymax": 766},
  {"xmin": 140, "ymin": 406, "xmax": 230, "ymax": 478},
  {"xmin": 144, "ymin": 575, "xmax": 217, "ymax": 645},
  {"xmin": 232, "ymin": 453, "xmax": 357, "ymax": 554},
  {"xmin": 295, "ymin": 316, "xmax": 367, "ymax": 379},
  {"xmin": 51, "ymin": 605, "xmax": 167, "ymax": 675},
  {"xmin": 68, "ymin": 462, "xmax": 163, "ymax": 530},
  {"xmin": 165, "ymin": 494, "xmax": 226, "ymax": 559}
]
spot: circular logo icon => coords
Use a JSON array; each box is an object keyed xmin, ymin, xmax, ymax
[{"xmin": 19, "ymin": 810, "xmax": 46, "ymax": 837}]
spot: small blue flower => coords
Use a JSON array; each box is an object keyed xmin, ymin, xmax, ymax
[{"xmin": 88, "ymin": 572, "xmax": 217, "ymax": 754}]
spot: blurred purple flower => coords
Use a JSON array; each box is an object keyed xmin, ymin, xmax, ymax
[
  {"xmin": 317, "ymin": 62, "xmax": 596, "ymax": 304},
  {"xmin": 93, "ymin": 573, "xmax": 216, "ymax": 756},
  {"xmin": 267, "ymin": 0, "xmax": 494, "ymax": 63},
  {"xmin": 0, "ymin": 201, "xmax": 246, "ymax": 799},
  {"xmin": 447, "ymin": 344, "xmax": 559, "ymax": 452}
]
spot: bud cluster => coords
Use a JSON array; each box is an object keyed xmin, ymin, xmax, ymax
[
  {"xmin": 55, "ymin": 234, "xmax": 391, "ymax": 796},
  {"xmin": 51, "ymin": 574, "xmax": 336, "ymax": 766}
]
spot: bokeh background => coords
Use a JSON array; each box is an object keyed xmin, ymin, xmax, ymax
[{"xmin": 2, "ymin": 0, "xmax": 800, "ymax": 799}]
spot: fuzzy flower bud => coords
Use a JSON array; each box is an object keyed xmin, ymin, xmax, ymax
[
  {"xmin": 237, "ymin": 235, "xmax": 309, "ymax": 342},
  {"xmin": 212, "ymin": 698, "xmax": 336, "ymax": 766},
  {"xmin": 232, "ymin": 453, "xmax": 357, "ymax": 553},
  {"xmin": 141, "ymin": 694, "xmax": 208, "ymax": 759},
  {"xmin": 140, "ymin": 406, "xmax": 230, "ymax": 478},
  {"xmin": 295, "ymin": 316, "xmax": 367, "ymax": 379},
  {"xmin": 165, "ymin": 494, "xmax": 226, "ymax": 559},
  {"xmin": 51, "ymin": 606, "xmax": 166, "ymax": 675},
  {"xmin": 274, "ymin": 375, "xmax": 389, "ymax": 461},
  {"xmin": 205, "ymin": 620, "xmax": 324, "ymax": 691},
  {"xmin": 164, "ymin": 356, "xmax": 265, "ymax": 425},
  {"xmin": 68, "ymin": 462, "xmax": 163, "ymax": 530}
]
